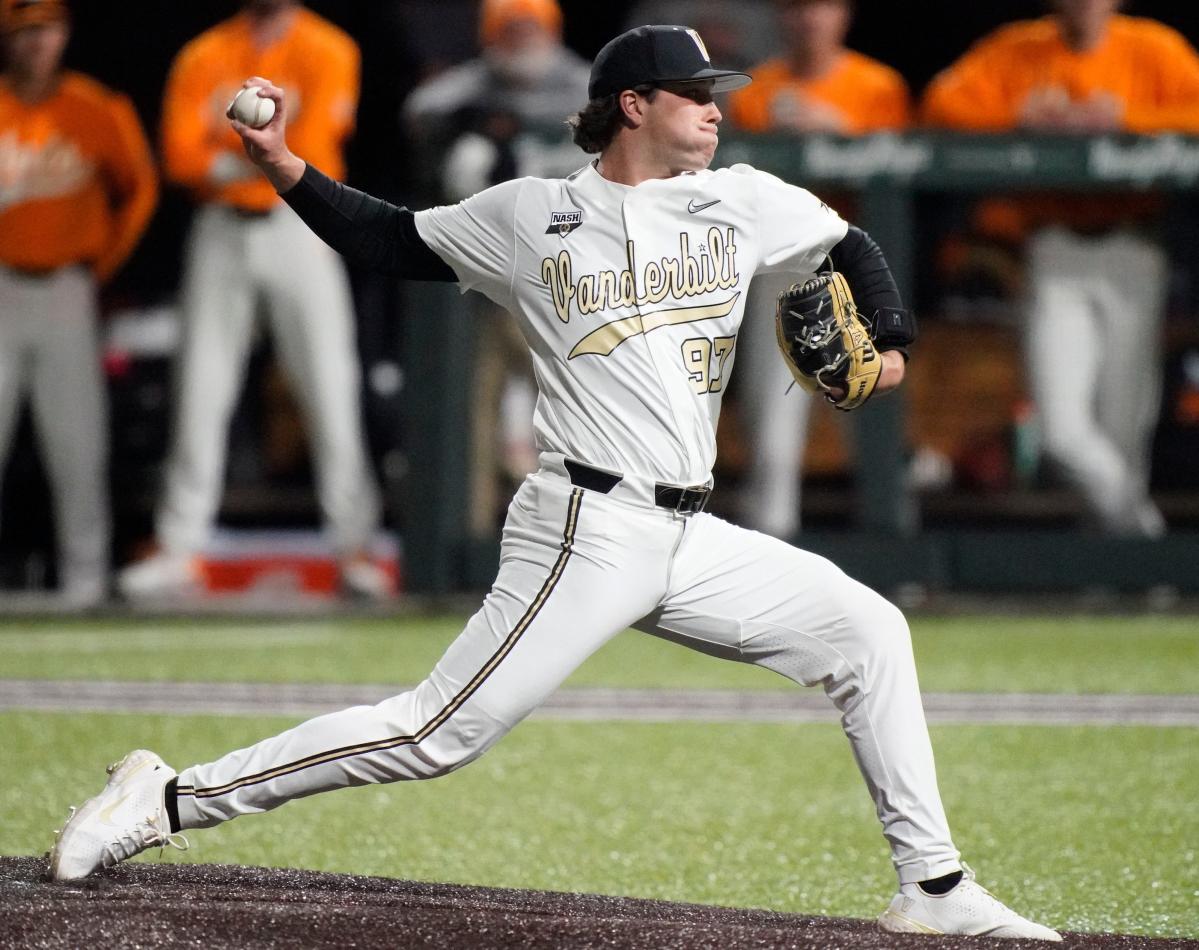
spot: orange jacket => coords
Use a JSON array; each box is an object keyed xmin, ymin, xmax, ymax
[
  {"xmin": 162, "ymin": 8, "xmax": 359, "ymax": 211},
  {"xmin": 921, "ymin": 15, "xmax": 1199, "ymax": 133},
  {"xmin": 0, "ymin": 71, "xmax": 158, "ymax": 280},
  {"xmin": 728, "ymin": 51, "xmax": 911, "ymax": 134}
]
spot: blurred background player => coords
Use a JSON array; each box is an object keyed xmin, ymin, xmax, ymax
[
  {"xmin": 403, "ymin": 0, "xmax": 589, "ymax": 537},
  {"xmin": 118, "ymin": 0, "xmax": 390, "ymax": 600},
  {"xmin": 727, "ymin": 0, "xmax": 911, "ymax": 538},
  {"xmin": 728, "ymin": 0, "xmax": 910, "ymax": 137},
  {"xmin": 404, "ymin": 0, "xmax": 589, "ymax": 156},
  {"xmin": 0, "ymin": 0, "xmax": 157, "ymax": 607},
  {"xmin": 921, "ymin": 0, "xmax": 1199, "ymax": 537}
]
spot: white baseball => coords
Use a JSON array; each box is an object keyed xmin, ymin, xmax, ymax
[{"xmin": 226, "ymin": 87, "xmax": 276, "ymax": 128}]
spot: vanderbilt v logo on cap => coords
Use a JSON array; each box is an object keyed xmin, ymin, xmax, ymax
[{"xmin": 587, "ymin": 24, "xmax": 751, "ymax": 99}]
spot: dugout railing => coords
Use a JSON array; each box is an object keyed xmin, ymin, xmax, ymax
[{"xmin": 400, "ymin": 132, "xmax": 1199, "ymax": 596}]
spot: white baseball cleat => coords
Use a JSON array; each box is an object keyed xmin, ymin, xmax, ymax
[
  {"xmin": 49, "ymin": 749, "xmax": 188, "ymax": 881},
  {"xmin": 59, "ymin": 576, "xmax": 109, "ymax": 610},
  {"xmin": 879, "ymin": 865, "xmax": 1062, "ymax": 941},
  {"xmin": 340, "ymin": 556, "xmax": 395, "ymax": 601},
  {"xmin": 116, "ymin": 551, "xmax": 202, "ymax": 601}
]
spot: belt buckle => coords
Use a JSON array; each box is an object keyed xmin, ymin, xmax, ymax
[{"xmin": 677, "ymin": 486, "xmax": 709, "ymax": 514}]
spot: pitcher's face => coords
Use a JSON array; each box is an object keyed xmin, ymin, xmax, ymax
[{"xmin": 638, "ymin": 81, "xmax": 723, "ymax": 174}]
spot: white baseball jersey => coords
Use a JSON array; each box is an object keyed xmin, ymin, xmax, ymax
[{"xmin": 415, "ymin": 162, "xmax": 847, "ymax": 486}]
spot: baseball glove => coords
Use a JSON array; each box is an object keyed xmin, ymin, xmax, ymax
[{"xmin": 775, "ymin": 272, "xmax": 882, "ymax": 411}]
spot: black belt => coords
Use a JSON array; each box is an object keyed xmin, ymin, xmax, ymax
[{"xmin": 564, "ymin": 459, "xmax": 711, "ymax": 514}]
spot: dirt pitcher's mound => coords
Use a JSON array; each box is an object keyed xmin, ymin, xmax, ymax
[{"xmin": 1, "ymin": 856, "xmax": 1192, "ymax": 950}]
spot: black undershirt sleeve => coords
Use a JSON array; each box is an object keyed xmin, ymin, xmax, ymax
[
  {"xmin": 827, "ymin": 224, "xmax": 903, "ymax": 313},
  {"xmin": 280, "ymin": 162, "xmax": 457, "ymax": 281},
  {"xmin": 827, "ymin": 224, "xmax": 911, "ymax": 356}
]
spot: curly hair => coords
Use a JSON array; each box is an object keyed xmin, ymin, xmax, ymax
[{"xmin": 567, "ymin": 86, "xmax": 658, "ymax": 154}]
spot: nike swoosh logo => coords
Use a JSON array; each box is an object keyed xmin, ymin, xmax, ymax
[
  {"xmin": 98, "ymin": 790, "xmax": 135, "ymax": 825},
  {"xmin": 687, "ymin": 199, "xmax": 721, "ymax": 214}
]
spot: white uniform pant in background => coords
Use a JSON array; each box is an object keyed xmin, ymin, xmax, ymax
[
  {"xmin": 738, "ymin": 271, "xmax": 815, "ymax": 539},
  {"xmin": 176, "ymin": 463, "xmax": 960, "ymax": 885},
  {"xmin": 1025, "ymin": 226, "xmax": 1167, "ymax": 536},
  {"xmin": 0, "ymin": 266, "xmax": 109, "ymax": 595},
  {"xmin": 468, "ymin": 299, "xmax": 538, "ymax": 537},
  {"xmin": 156, "ymin": 205, "xmax": 381, "ymax": 556}
]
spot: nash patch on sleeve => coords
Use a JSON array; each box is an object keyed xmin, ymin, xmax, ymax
[{"xmin": 545, "ymin": 210, "xmax": 584, "ymax": 237}]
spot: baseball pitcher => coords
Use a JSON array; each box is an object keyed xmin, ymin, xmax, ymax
[{"xmin": 50, "ymin": 24, "xmax": 1060, "ymax": 941}]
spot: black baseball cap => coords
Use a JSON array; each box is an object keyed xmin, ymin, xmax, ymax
[{"xmin": 588, "ymin": 25, "xmax": 752, "ymax": 99}]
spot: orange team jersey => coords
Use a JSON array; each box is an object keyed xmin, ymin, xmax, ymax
[
  {"xmin": 921, "ymin": 14, "xmax": 1199, "ymax": 133},
  {"xmin": 0, "ymin": 71, "xmax": 158, "ymax": 280},
  {"xmin": 920, "ymin": 15, "xmax": 1199, "ymax": 239},
  {"xmin": 162, "ymin": 8, "xmax": 359, "ymax": 211},
  {"xmin": 728, "ymin": 52, "xmax": 911, "ymax": 133}
]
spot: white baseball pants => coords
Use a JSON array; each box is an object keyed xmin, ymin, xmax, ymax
[
  {"xmin": 156, "ymin": 204, "xmax": 380, "ymax": 556},
  {"xmin": 0, "ymin": 265, "xmax": 109, "ymax": 594},
  {"xmin": 1025, "ymin": 225, "xmax": 1167, "ymax": 536},
  {"xmin": 176, "ymin": 458, "xmax": 960, "ymax": 885}
]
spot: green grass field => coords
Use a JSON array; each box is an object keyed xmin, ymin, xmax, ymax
[
  {"xmin": 2, "ymin": 613, "xmax": 1197, "ymax": 693},
  {"xmin": 2, "ymin": 613, "xmax": 1197, "ymax": 938}
]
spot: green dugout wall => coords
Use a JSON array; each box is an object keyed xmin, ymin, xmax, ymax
[{"xmin": 400, "ymin": 133, "xmax": 1199, "ymax": 595}]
